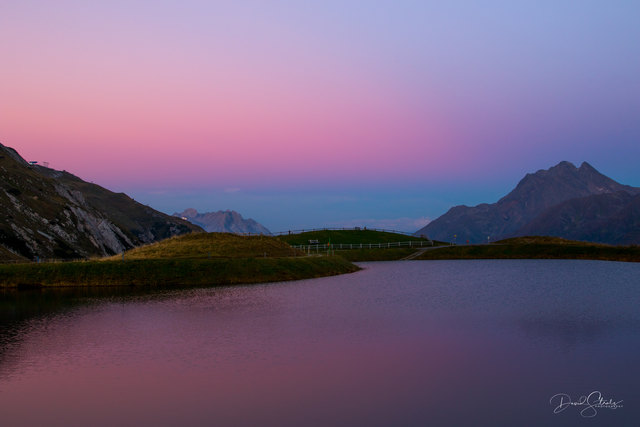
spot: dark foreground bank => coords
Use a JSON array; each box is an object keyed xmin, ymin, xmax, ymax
[
  {"xmin": 0, "ymin": 256, "xmax": 359, "ymax": 288},
  {"xmin": 414, "ymin": 239, "xmax": 640, "ymax": 262}
]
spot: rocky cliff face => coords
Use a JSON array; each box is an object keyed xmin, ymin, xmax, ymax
[
  {"xmin": 0, "ymin": 143, "xmax": 202, "ymax": 260},
  {"xmin": 416, "ymin": 161, "xmax": 640, "ymax": 244},
  {"xmin": 176, "ymin": 208, "xmax": 271, "ymax": 235}
]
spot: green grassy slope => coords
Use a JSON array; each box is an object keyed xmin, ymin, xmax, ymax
[
  {"xmin": 336, "ymin": 248, "xmax": 417, "ymax": 261},
  {"xmin": 496, "ymin": 236, "xmax": 596, "ymax": 245},
  {"xmin": 0, "ymin": 256, "xmax": 359, "ymax": 288},
  {"xmin": 0, "ymin": 232, "xmax": 360, "ymax": 287},
  {"xmin": 414, "ymin": 236, "xmax": 640, "ymax": 262},
  {"xmin": 107, "ymin": 232, "xmax": 303, "ymax": 260}
]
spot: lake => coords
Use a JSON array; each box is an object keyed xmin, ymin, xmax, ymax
[{"xmin": 1, "ymin": 259, "xmax": 638, "ymax": 426}]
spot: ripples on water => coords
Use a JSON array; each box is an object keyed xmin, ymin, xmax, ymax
[{"xmin": 1, "ymin": 260, "xmax": 638, "ymax": 426}]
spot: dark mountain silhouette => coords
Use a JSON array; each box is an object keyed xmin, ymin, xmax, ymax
[
  {"xmin": 0, "ymin": 143, "xmax": 202, "ymax": 260},
  {"xmin": 175, "ymin": 208, "xmax": 271, "ymax": 235},
  {"xmin": 416, "ymin": 161, "xmax": 640, "ymax": 244},
  {"xmin": 516, "ymin": 191, "xmax": 640, "ymax": 245}
]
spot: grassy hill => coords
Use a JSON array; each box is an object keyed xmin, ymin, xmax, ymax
[
  {"xmin": 0, "ymin": 232, "xmax": 359, "ymax": 288},
  {"xmin": 276, "ymin": 229, "xmax": 444, "ymax": 261},
  {"xmin": 414, "ymin": 236, "xmax": 640, "ymax": 262},
  {"xmin": 107, "ymin": 232, "xmax": 302, "ymax": 260},
  {"xmin": 496, "ymin": 236, "xmax": 592, "ymax": 245},
  {"xmin": 278, "ymin": 229, "xmax": 431, "ymax": 246},
  {"xmin": 334, "ymin": 248, "xmax": 418, "ymax": 261}
]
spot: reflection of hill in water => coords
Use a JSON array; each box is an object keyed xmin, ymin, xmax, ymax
[
  {"xmin": 515, "ymin": 314, "xmax": 638, "ymax": 348},
  {"xmin": 1, "ymin": 288, "xmax": 85, "ymax": 379},
  {"xmin": 1, "ymin": 288, "xmax": 128, "ymax": 324},
  {"xmin": 0, "ymin": 286, "xmax": 216, "ymax": 324},
  {"xmin": 0, "ymin": 287, "xmax": 186, "ymax": 374}
]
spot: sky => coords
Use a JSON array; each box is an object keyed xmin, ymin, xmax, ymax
[{"xmin": 1, "ymin": 0, "xmax": 639, "ymax": 232}]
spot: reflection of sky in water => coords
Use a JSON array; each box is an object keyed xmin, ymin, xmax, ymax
[{"xmin": 0, "ymin": 260, "xmax": 638, "ymax": 426}]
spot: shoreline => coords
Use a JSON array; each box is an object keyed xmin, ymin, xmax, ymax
[
  {"xmin": 410, "ymin": 243, "xmax": 640, "ymax": 263},
  {"xmin": 0, "ymin": 256, "xmax": 360, "ymax": 288}
]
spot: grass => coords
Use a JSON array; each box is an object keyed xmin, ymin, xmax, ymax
[
  {"xmin": 496, "ymin": 236, "xmax": 596, "ymax": 245},
  {"xmin": 335, "ymin": 248, "xmax": 418, "ymax": 261},
  {"xmin": 277, "ymin": 229, "xmax": 432, "ymax": 246},
  {"xmin": 104, "ymin": 232, "xmax": 303, "ymax": 260},
  {"xmin": 413, "ymin": 236, "xmax": 640, "ymax": 262},
  {"xmin": 0, "ymin": 256, "xmax": 359, "ymax": 288},
  {"xmin": 0, "ymin": 232, "xmax": 360, "ymax": 288},
  {"xmin": 277, "ymin": 229, "xmax": 449, "ymax": 261}
]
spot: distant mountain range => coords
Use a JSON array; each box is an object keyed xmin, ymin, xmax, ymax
[
  {"xmin": 416, "ymin": 161, "xmax": 640, "ymax": 245},
  {"xmin": 175, "ymin": 209, "xmax": 271, "ymax": 235},
  {"xmin": 0, "ymin": 143, "xmax": 202, "ymax": 260}
]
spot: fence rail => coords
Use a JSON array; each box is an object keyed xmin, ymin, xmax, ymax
[{"xmin": 293, "ymin": 240, "xmax": 434, "ymax": 251}]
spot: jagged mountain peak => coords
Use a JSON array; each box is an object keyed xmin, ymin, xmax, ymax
[
  {"xmin": 416, "ymin": 161, "xmax": 640, "ymax": 244},
  {"xmin": 552, "ymin": 160, "xmax": 576, "ymax": 169},
  {"xmin": 502, "ymin": 160, "xmax": 634, "ymax": 204},
  {"xmin": 579, "ymin": 161, "xmax": 596, "ymax": 171},
  {"xmin": 180, "ymin": 208, "xmax": 199, "ymax": 219},
  {"xmin": 174, "ymin": 209, "xmax": 271, "ymax": 235}
]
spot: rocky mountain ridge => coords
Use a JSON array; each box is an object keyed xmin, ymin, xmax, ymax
[
  {"xmin": 416, "ymin": 161, "xmax": 640, "ymax": 245},
  {"xmin": 0, "ymin": 143, "xmax": 202, "ymax": 260},
  {"xmin": 175, "ymin": 208, "xmax": 271, "ymax": 235}
]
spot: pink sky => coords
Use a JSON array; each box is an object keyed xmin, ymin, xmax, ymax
[{"xmin": 1, "ymin": 1, "xmax": 639, "ymax": 230}]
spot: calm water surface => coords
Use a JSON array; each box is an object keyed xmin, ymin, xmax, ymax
[{"xmin": 1, "ymin": 260, "xmax": 638, "ymax": 426}]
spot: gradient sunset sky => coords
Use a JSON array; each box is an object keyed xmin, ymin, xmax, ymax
[{"xmin": 1, "ymin": 1, "xmax": 638, "ymax": 231}]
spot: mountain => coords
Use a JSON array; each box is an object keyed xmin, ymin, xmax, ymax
[
  {"xmin": 416, "ymin": 161, "xmax": 640, "ymax": 244},
  {"xmin": 516, "ymin": 191, "xmax": 640, "ymax": 245},
  {"xmin": 0, "ymin": 143, "xmax": 202, "ymax": 260},
  {"xmin": 175, "ymin": 208, "xmax": 271, "ymax": 235}
]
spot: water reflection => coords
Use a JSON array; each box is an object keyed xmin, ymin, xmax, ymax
[{"xmin": 1, "ymin": 260, "xmax": 638, "ymax": 426}]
